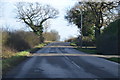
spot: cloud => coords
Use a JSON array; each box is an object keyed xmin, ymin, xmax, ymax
[
  {"xmin": 1, "ymin": 0, "xmax": 117, "ymax": 3},
  {"xmin": 1, "ymin": 0, "xmax": 77, "ymax": 3}
]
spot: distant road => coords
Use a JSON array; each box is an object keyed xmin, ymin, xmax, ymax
[{"xmin": 3, "ymin": 42, "xmax": 119, "ymax": 79}]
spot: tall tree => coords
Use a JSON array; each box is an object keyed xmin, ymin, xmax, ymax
[
  {"xmin": 65, "ymin": 3, "xmax": 95, "ymax": 37},
  {"xmin": 85, "ymin": 1, "xmax": 119, "ymax": 38},
  {"xmin": 65, "ymin": 1, "xmax": 119, "ymax": 40},
  {"xmin": 16, "ymin": 2, "xmax": 59, "ymax": 42}
]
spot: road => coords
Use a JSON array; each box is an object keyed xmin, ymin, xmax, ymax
[{"xmin": 3, "ymin": 42, "xmax": 119, "ymax": 79}]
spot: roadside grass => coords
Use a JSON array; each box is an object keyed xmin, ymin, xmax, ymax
[
  {"xmin": 2, "ymin": 42, "xmax": 48, "ymax": 74},
  {"xmin": 76, "ymin": 48, "xmax": 98, "ymax": 54},
  {"xmin": 29, "ymin": 42, "xmax": 48, "ymax": 53},
  {"xmin": 2, "ymin": 51, "xmax": 29, "ymax": 74},
  {"xmin": 70, "ymin": 42, "xmax": 119, "ymax": 64},
  {"xmin": 70, "ymin": 42, "xmax": 77, "ymax": 46},
  {"xmin": 70, "ymin": 42, "xmax": 98, "ymax": 54},
  {"xmin": 76, "ymin": 47, "xmax": 120, "ymax": 63},
  {"xmin": 106, "ymin": 57, "xmax": 120, "ymax": 63}
]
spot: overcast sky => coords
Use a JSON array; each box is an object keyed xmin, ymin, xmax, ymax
[{"xmin": 0, "ymin": 0, "xmax": 80, "ymax": 41}]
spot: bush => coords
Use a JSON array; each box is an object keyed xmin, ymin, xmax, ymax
[
  {"xmin": 97, "ymin": 19, "xmax": 119, "ymax": 55},
  {"xmin": 43, "ymin": 30, "xmax": 60, "ymax": 41},
  {"xmin": 65, "ymin": 37, "xmax": 78, "ymax": 42},
  {"xmin": 2, "ymin": 30, "xmax": 40, "ymax": 58},
  {"xmin": 5, "ymin": 32, "xmax": 31, "ymax": 51},
  {"xmin": 82, "ymin": 36, "xmax": 95, "ymax": 46},
  {"xmin": 14, "ymin": 31, "xmax": 40, "ymax": 48},
  {"xmin": 65, "ymin": 36, "xmax": 95, "ymax": 47}
]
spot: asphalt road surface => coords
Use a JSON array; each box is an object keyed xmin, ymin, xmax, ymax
[{"xmin": 3, "ymin": 42, "xmax": 119, "ymax": 79}]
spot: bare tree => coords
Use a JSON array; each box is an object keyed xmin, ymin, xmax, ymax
[{"xmin": 16, "ymin": 2, "xmax": 59, "ymax": 42}]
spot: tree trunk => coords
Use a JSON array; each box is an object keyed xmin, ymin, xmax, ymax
[
  {"xmin": 95, "ymin": 27, "xmax": 101, "ymax": 39},
  {"xmin": 39, "ymin": 34, "xmax": 44, "ymax": 43},
  {"xmin": 95, "ymin": 27, "xmax": 101, "ymax": 50}
]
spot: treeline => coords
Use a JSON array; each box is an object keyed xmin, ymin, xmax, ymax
[
  {"xmin": 64, "ymin": 1, "xmax": 119, "ymax": 55},
  {"xmin": 43, "ymin": 30, "xmax": 60, "ymax": 42},
  {"xmin": 65, "ymin": 19, "xmax": 119, "ymax": 55}
]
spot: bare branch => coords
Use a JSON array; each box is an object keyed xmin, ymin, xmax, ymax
[{"xmin": 15, "ymin": 2, "xmax": 59, "ymax": 38}]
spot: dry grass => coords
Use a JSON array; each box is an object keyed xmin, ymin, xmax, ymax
[
  {"xmin": 2, "ymin": 51, "xmax": 30, "ymax": 74},
  {"xmin": 2, "ymin": 30, "xmax": 41, "ymax": 59}
]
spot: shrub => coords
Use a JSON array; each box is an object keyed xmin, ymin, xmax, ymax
[
  {"xmin": 5, "ymin": 32, "xmax": 31, "ymax": 51},
  {"xmin": 82, "ymin": 36, "xmax": 95, "ymax": 46},
  {"xmin": 97, "ymin": 19, "xmax": 119, "ymax": 55},
  {"xmin": 2, "ymin": 30, "xmax": 40, "ymax": 58}
]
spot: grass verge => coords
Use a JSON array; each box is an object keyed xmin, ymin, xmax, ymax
[
  {"xmin": 70, "ymin": 42, "xmax": 77, "ymax": 46},
  {"xmin": 2, "ymin": 51, "xmax": 30, "ymax": 74},
  {"xmin": 77, "ymin": 48, "xmax": 120, "ymax": 63},
  {"xmin": 2, "ymin": 42, "xmax": 49, "ymax": 75},
  {"xmin": 29, "ymin": 42, "xmax": 48, "ymax": 53},
  {"xmin": 76, "ymin": 48, "xmax": 98, "ymax": 54},
  {"xmin": 106, "ymin": 57, "xmax": 120, "ymax": 63},
  {"xmin": 70, "ymin": 42, "xmax": 119, "ymax": 64}
]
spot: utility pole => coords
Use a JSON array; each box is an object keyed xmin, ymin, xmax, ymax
[
  {"xmin": 77, "ymin": 2, "xmax": 83, "ymax": 48},
  {"xmin": 76, "ymin": 8, "xmax": 83, "ymax": 48},
  {"xmin": 80, "ymin": 9, "xmax": 82, "ymax": 48}
]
